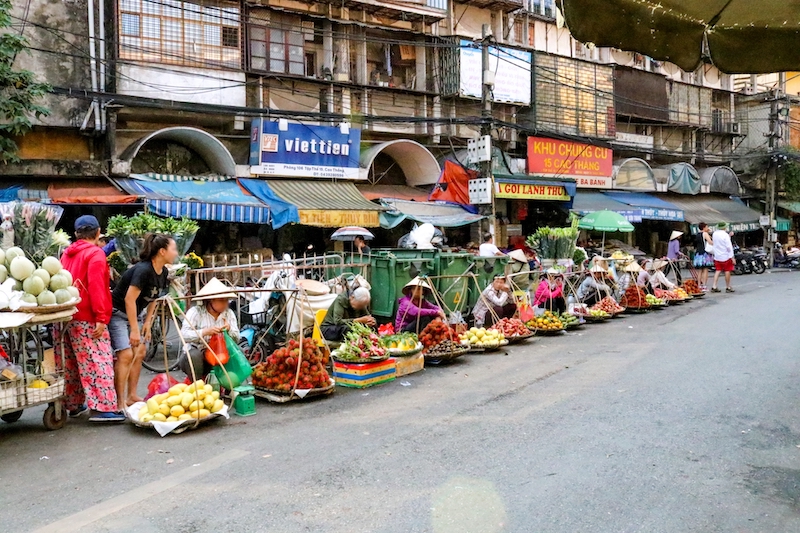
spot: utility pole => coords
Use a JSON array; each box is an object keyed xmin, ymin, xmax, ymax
[
  {"xmin": 480, "ymin": 24, "xmax": 495, "ymax": 240},
  {"xmin": 764, "ymin": 91, "xmax": 780, "ymax": 267}
]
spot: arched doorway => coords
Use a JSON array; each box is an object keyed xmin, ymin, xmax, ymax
[
  {"xmin": 359, "ymin": 140, "xmax": 441, "ymax": 186},
  {"xmin": 120, "ymin": 127, "xmax": 237, "ymax": 176}
]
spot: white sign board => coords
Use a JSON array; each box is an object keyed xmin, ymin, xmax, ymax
[{"xmin": 459, "ymin": 41, "xmax": 531, "ymax": 105}]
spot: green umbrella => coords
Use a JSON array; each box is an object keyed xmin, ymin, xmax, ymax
[
  {"xmin": 578, "ymin": 210, "xmax": 634, "ymax": 256},
  {"xmin": 560, "ymin": 0, "xmax": 800, "ymax": 73}
]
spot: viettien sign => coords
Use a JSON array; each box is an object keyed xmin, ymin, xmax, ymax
[
  {"xmin": 249, "ymin": 120, "xmax": 362, "ymax": 179},
  {"xmin": 495, "ymin": 181, "xmax": 571, "ymax": 201},
  {"xmin": 527, "ymin": 137, "xmax": 613, "ymax": 187}
]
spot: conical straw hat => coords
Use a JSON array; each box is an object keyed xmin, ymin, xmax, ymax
[{"xmin": 192, "ymin": 277, "xmax": 237, "ymax": 301}]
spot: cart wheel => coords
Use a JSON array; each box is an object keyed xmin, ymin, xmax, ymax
[
  {"xmin": 43, "ymin": 403, "xmax": 66, "ymax": 430},
  {"xmin": 1, "ymin": 410, "xmax": 23, "ymax": 423}
]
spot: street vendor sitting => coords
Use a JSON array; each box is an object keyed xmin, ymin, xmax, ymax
[
  {"xmin": 320, "ymin": 287, "xmax": 376, "ymax": 341},
  {"xmin": 395, "ymin": 277, "xmax": 446, "ymax": 333},
  {"xmin": 577, "ymin": 264, "xmax": 612, "ymax": 306},
  {"xmin": 178, "ymin": 277, "xmax": 240, "ymax": 379},
  {"xmin": 473, "ymin": 275, "xmax": 517, "ymax": 327},
  {"xmin": 534, "ymin": 268, "xmax": 566, "ymax": 314},
  {"xmin": 617, "ymin": 262, "xmax": 641, "ymax": 298},
  {"xmin": 637, "ymin": 259, "xmax": 676, "ymax": 292}
]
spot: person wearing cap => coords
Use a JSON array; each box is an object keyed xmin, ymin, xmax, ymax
[
  {"xmin": 57, "ymin": 215, "xmax": 125, "ymax": 422},
  {"xmin": 320, "ymin": 286, "xmax": 375, "ymax": 341},
  {"xmin": 178, "ymin": 278, "xmax": 241, "ymax": 378},
  {"xmin": 577, "ymin": 265, "xmax": 612, "ymax": 306},
  {"xmin": 478, "ymin": 233, "xmax": 505, "ymax": 257},
  {"xmin": 472, "ymin": 275, "xmax": 516, "ymax": 327},
  {"xmin": 711, "ymin": 222, "xmax": 735, "ymax": 293},
  {"xmin": 533, "ymin": 268, "xmax": 566, "ymax": 314},
  {"xmin": 395, "ymin": 277, "xmax": 445, "ymax": 333},
  {"xmin": 638, "ymin": 259, "xmax": 676, "ymax": 292}
]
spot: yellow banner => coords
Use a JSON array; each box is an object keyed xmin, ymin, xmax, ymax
[
  {"xmin": 299, "ymin": 210, "xmax": 380, "ymax": 228},
  {"xmin": 495, "ymin": 182, "xmax": 570, "ymax": 201}
]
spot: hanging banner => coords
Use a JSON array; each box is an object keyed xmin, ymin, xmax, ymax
[
  {"xmin": 527, "ymin": 137, "xmax": 613, "ymax": 186},
  {"xmin": 249, "ymin": 119, "xmax": 362, "ymax": 179},
  {"xmin": 495, "ymin": 182, "xmax": 571, "ymax": 201},
  {"xmin": 298, "ymin": 210, "xmax": 379, "ymax": 228}
]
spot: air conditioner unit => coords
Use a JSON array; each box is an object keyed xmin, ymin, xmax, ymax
[{"xmin": 726, "ymin": 122, "xmax": 741, "ymax": 134}]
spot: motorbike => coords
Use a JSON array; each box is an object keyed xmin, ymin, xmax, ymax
[
  {"xmin": 772, "ymin": 243, "xmax": 800, "ymax": 269},
  {"xmin": 732, "ymin": 244, "xmax": 765, "ymax": 275}
]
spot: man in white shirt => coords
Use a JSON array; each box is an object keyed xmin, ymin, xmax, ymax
[
  {"xmin": 711, "ymin": 222, "xmax": 735, "ymax": 293},
  {"xmin": 478, "ymin": 232, "xmax": 505, "ymax": 257}
]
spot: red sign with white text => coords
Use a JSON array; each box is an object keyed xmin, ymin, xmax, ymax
[{"xmin": 527, "ymin": 137, "xmax": 613, "ymax": 187}]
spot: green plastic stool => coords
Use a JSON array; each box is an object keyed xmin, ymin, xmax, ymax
[{"xmin": 232, "ymin": 385, "xmax": 256, "ymax": 417}]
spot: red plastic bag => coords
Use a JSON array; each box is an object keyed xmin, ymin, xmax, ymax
[
  {"xmin": 144, "ymin": 373, "xmax": 179, "ymax": 400},
  {"xmin": 378, "ymin": 323, "xmax": 395, "ymax": 336},
  {"xmin": 205, "ymin": 333, "xmax": 230, "ymax": 366},
  {"xmin": 518, "ymin": 302, "xmax": 534, "ymax": 323}
]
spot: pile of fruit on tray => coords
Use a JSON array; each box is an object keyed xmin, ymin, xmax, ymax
[
  {"xmin": 620, "ymin": 286, "xmax": 650, "ymax": 309},
  {"xmin": 525, "ymin": 311, "xmax": 565, "ymax": 333},
  {"xmin": 252, "ymin": 338, "xmax": 332, "ymax": 393},
  {"xmin": 419, "ymin": 319, "xmax": 468, "ymax": 361},
  {"xmin": 559, "ymin": 312, "xmax": 582, "ymax": 329},
  {"xmin": 459, "ymin": 327, "xmax": 507, "ymax": 350},
  {"xmin": 379, "ymin": 332, "xmax": 421, "ymax": 355},
  {"xmin": 655, "ymin": 288, "xmax": 691, "ymax": 302},
  {"xmin": 592, "ymin": 296, "xmax": 625, "ymax": 315},
  {"xmin": 137, "ymin": 379, "xmax": 223, "ymax": 424},
  {"xmin": 331, "ymin": 322, "xmax": 388, "ymax": 363},
  {"xmin": 645, "ymin": 293, "xmax": 666, "ymax": 306},
  {"xmin": 681, "ymin": 279, "xmax": 704, "ymax": 295},
  {"xmin": 489, "ymin": 318, "xmax": 532, "ymax": 341}
]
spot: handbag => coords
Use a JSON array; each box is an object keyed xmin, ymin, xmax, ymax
[{"xmin": 704, "ymin": 240, "xmax": 714, "ymax": 254}]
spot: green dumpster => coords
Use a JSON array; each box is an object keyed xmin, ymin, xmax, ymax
[
  {"xmin": 369, "ymin": 253, "xmax": 437, "ymax": 318},
  {"xmin": 436, "ymin": 252, "xmax": 476, "ymax": 314}
]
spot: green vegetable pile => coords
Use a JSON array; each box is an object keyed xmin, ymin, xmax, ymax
[
  {"xmin": 526, "ymin": 216, "xmax": 579, "ymax": 261},
  {"xmin": 106, "ymin": 213, "xmax": 199, "ymax": 266}
]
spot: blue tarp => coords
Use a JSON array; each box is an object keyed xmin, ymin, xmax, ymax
[
  {"xmin": 237, "ymin": 179, "xmax": 300, "ymax": 228},
  {"xmin": 117, "ymin": 175, "xmax": 297, "ymax": 227},
  {"xmin": 378, "ymin": 198, "xmax": 485, "ymax": 229},
  {"xmin": 602, "ymin": 191, "xmax": 684, "ymax": 221},
  {"xmin": 0, "ymin": 184, "xmax": 23, "ymax": 202}
]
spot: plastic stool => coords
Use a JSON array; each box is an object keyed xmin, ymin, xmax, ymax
[{"xmin": 232, "ymin": 385, "xmax": 256, "ymax": 417}]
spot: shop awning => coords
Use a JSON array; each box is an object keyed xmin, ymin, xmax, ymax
[
  {"xmin": 357, "ymin": 184, "xmax": 431, "ymax": 202},
  {"xmin": 658, "ymin": 194, "xmax": 776, "ymax": 233},
  {"xmin": 378, "ymin": 198, "xmax": 485, "ymax": 229},
  {"xmin": 778, "ymin": 202, "xmax": 800, "ymax": 214},
  {"xmin": 494, "ymin": 174, "xmax": 577, "ymax": 202},
  {"xmin": 602, "ymin": 191, "xmax": 684, "ymax": 221},
  {"xmin": 242, "ymin": 179, "xmax": 384, "ymax": 228},
  {"xmin": 116, "ymin": 174, "xmax": 293, "ymax": 226},
  {"xmin": 572, "ymin": 191, "xmax": 642, "ymax": 222},
  {"xmin": 47, "ymin": 180, "xmax": 139, "ymax": 205}
]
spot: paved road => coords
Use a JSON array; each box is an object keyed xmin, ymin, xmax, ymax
[{"xmin": 2, "ymin": 273, "xmax": 800, "ymax": 532}]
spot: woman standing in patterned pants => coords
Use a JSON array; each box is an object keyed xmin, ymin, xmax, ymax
[{"xmin": 57, "ymin": 215, "xmax": 125, "ymax": 422}]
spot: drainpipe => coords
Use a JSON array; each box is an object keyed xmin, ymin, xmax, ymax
[
  {"xmin": 86, "ymin": 0, "xmax": 100, "ymax": 132},
  {"xmin": 98, "ymin": 0, "xmax": 107, "ymax": 132}
]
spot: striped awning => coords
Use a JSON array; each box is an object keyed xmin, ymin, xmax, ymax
[
  {"xmin": 242, "ymin": 179, "xmax": 384, "ymax": 228},
  {"xmin": 115, "ymin": 175, "xmax": 295, "ymax": 226}
]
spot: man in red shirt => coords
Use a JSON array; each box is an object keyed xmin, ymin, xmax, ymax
[{"xmin": 58, "ymin": 215, "xmax": 124, "ymax": 422}]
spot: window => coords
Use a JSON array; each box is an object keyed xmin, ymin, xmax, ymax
[
  {"xmin": 513, "ymin": 17, "xmax": 524, "ymax": 45},
  {"xmin": 118, "ymin": 0, "xmax": 240, "ymax": 68},
  {"xmin": 248, "ymin": 13, "xmax": 305, "ymax": 76},
  {"xmin": 528, "ymin": 22, "xmax": 535, "ymax": 47}
]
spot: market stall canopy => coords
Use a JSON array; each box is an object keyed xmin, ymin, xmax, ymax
[
  {"xmin": 602, "ymin": 191, "xmax": 684, "ymax": 221},
  {"xmin": 661, "ymin": 163, "xmax": 701, "ymax": 195},
  {"xmin": 378, "ymin": 198, "xmax": 485, "ymax": 229},
  {"xmin": 778, "ymin": 201, "xmax": 800, "ymax": 214},
  {"xmin": 242, "ymin": 179, "xmax": 384, "ymax": 228},
  {"xmin": 699, "ymin": 166, "xmax": 742, "ymax": 195},
  {"xmin": 613, "ymin": 158, "xmax": 655, "ymax": 190},
  {"xmin": 359, "ymin": 140, "xmax": 441, "ymax": 186},
  {"xmin": 658, "ymin": 193, "xmax": 789, "ymax": 233},
  {"xmin": 572, "ymin": 191, "xmax": 643, "ymax": 222},
  {"xmin": 429, "ymin": 161, "xmax": 479, "ymax": 210},
  {"xmin": 578, "ymin": 210, "xmax": 635, "ymax": 233},
  {"xmin": 47, "ymin": 180, "xmax": 138, "ymax": 205},
  {"xmin": 115, "ymin": 173, "xmax": 295, "ymax": 226},
  {"xmin": 560, "ymin": 0, "xmax": 800, "ymax": 73},
  {"xmin": 357, "ymin": 184, "xmax": 431, "ymax": 202}
]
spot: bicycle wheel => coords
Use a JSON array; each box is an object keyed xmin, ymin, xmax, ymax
[
  {"xmin": 247, "ymin": 331, "xmax": 275, "ymax": 366},
  {"xmin": 142, "ymin": 317, "xmax": 180, "ymax": 372}
]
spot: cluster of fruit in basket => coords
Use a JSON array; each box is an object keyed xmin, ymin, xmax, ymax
[
  {"xmin": 489, "ymin": 318, "xmax": 529, "ymax": 337},
  {"xmin": 525, "ymin": 311, "xmax": 564, "ymax": 331},
  {"xmin": 654, "ymin": 288, "xmax": 690, "ymax": 301},
  {"xmin": 592, "ymin": 296, "xmax": 624, "ymax": 314},
  {"xmin": 138, "ymin": 380, "xmax": 223, "ymax": 423},
  {"xmin": 681, "ymin": 280, "xmax": 704, "ymax": 295},
  {"xmin": 252, "ymin": 339, "xmax": 331, "ymax": 392},
  {"xmin": 620, "ymin": 286, "xmax": 650, "ymax": 309},
  {"xmin": 559, "ymin": 312, "xmax": 581, "ymax": 328},
  {"xmin": 419, "ymin": 319, "xmax": 458, "ymax": 353},
  {"xmin": 459, "ymin": 327, "xmax": 505, "ymax": 347}
]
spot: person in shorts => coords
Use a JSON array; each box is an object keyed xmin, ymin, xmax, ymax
[
  {"xmin": 692, "ymin": 223, "xmax": 714, "ymax": 290},
  {"xmin": 711, "ymin": 222, "xmax": 735, "ymax": 293},
  {"xmin": 109, "ymin": 233, "xmax": 178, "ymax": 406}
]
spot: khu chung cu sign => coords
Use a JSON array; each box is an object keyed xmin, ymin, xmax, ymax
[{"xmin": 249, "ymin": 120, "xmax": 362, "ymax": 179}]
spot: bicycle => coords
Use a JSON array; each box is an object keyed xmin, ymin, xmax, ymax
[{"xmin": 141, "ymin": 300, "xmax": 181, "ymax": 373}]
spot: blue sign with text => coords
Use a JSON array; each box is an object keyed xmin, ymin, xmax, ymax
[{"xmin": 249, "ymin": 120, "xmax": 362, "ymax": 179}]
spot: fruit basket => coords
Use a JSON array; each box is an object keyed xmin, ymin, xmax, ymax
[
  {"xmin": 559, "ymin": 313, "xmax": 584, "ymax": 329},
  {"xmin": 525, "ymin": 311, "xmax": 565, "ymax": 334},
  {"xmin": 488, "ymin": 318, "xmax": 531, "ymax": 344},
  {"xmin": 459, "ymin": 327, "xmax": 507, "ymax": 351},
  {"xmin": 505, "ymin": 331, "xmax": 536, "ymax": 343},
  {"xmin": 380, "ymin": 333, "xmax": 422, "ymax": 357},
  {"xmin": 461, "ymin": 339, "xmax": 509, "ymax": 352},
  {"xmin": 127, "ymin": 381, "xmax": 230, "ymax": 437},
  {"xmin": 254, "ymin": 378, "xmax": 336, "ymax": 404},
  {"xmin": 386, "ymin": 342, "xmax": 423, "ymax": 357},
  {"xmin": 331, "ymin": 351, "xmax": 391, "ymax": 363},
  {"xmin": 580, "ymin": 312, "xmax": 610, "ymax": 322},
  {"xmin": 424, "ymin": 340, "xmax": 470, "ymax": 364}
]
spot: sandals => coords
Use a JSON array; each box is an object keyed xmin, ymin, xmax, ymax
[{"xmin": 726, "ymin": 288, "xmax": 735, "ymax": 293}]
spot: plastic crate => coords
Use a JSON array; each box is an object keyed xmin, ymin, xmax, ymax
[
  {"xmin": 332, "ymin": 359, "xmax": 396, "ymax": 388},
  {"xmin": 240, "ymin": 302, "xmax": 267, "ymax": 326}
]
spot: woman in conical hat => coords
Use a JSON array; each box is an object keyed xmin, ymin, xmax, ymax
[
  {"xmin": 533, "ymin": 268, "xmax": 566, "ymax": 314},
  {"xmin": 577, "ymin": 264, "xmax": 612, "ymax": 306},
  {"xmin": 617, "ymin": 262, "xmax": 641, "ymax": 295},
  {"xmin": 637, "ymin": 259, "xmax": 675, "ymax": 292},
  {"xmin": 395, "ymin": 276, "xmax": 445, "ymax": 333},
  {"xmin": 178, "ymin": 278, "xmax": 240, "ymax": 378}
]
